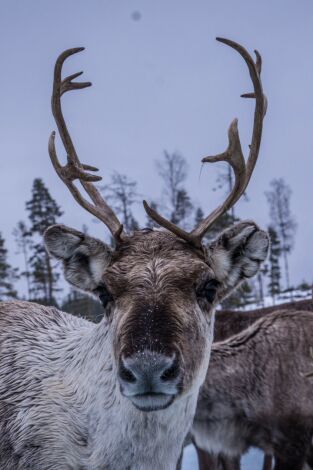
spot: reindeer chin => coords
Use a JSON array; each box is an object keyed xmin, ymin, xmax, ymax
[{"xmin": 127, "ymin": 393, "xmax": 176, "ymax": 412}]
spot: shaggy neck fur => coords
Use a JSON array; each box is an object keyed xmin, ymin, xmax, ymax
[
  {"xmin": 0, "ymin": 302, "xmax": 213, "ymax": 470},
  {"xmin": 66, "ymin": 319, "xmax": 203, "ymax": 470},
  {"xmin": 192, "ymin": 311, "xmax": 313, "ymax": 459},
  {"xmin": 192, "ymin": 337, "xmax": 255, "ymax": 456}
]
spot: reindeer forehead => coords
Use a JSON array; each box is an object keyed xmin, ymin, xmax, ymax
[{"xmin": 105, "ymin": 230, "xmax": 209, "ymax": 291}]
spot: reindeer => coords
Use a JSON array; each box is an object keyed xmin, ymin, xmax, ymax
[
  {"xmin": 193, "ymin": 301, "xmax": 313, "ymax": 470},
  {"xmin": 0, "ymin": 38, "xmax": 268, "ymax": 469},
  {"xmin": 192, "ymin": 310, "xmax": 313, "ymax": 470},
  {"xmin": 195, "ymin": 307, "xmax": 272, "ymax": 470},
  {"xmin": 180, "ymin": 307, "xmax": 273, "ymax": 470}
]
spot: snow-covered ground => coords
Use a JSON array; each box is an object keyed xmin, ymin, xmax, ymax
[
  {"xmin": 182, "ymin": 445, "xmax": 264, "ymax": 469},
  {"xmin": 239, "ymin": 288, "xmax": 312, "ymax": 311}
]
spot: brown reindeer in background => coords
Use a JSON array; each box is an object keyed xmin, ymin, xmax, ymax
[
  {"xmin": 195, "ymin": 307, "xmax": 273, "ymax": 470},
  {"xmin": 192, "ymin": 310, "xmax": 313, "ymax": 470},
  {"xmin": 0, "ymin": 38, "xmax": 268, "ymax": 469},
  {"xmin": 192, "ymin": 299, "xmax": 313, "ymax": 470},
  {"xmin": 179, "ymin": 307, "xmax": 272, "ymax": 470}
]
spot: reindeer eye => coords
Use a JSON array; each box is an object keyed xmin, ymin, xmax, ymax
[
  {"xmin": 95, "ymin": 284, "xmax": 113, "ymax": 309},
  {"xmin": 197, "ymin": 280, "xmax": 219, "ymax": 303}
]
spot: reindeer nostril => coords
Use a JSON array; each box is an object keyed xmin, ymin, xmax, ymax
[
  {"xmin": 161, "ymin": 361, "xmax": 180, "ymax": 382},
  {"xmin": 119, "ymin": 361, "xmax": 137, "ymax": 383}
]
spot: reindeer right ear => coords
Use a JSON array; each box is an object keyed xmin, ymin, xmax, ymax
[
  {"xmin": 44, "ymin": 224, "xmax": 112, "ymax": 292},
  {"xmin": 207, "ymin": 221, "xmax": 269, "ymax": 300}
]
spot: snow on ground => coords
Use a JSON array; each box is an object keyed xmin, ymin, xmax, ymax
[
  {"xmin": 182, "ymin": 445, "xmax": 264, "ymax": 469},
  {"xmin": 239, "ymin": 288, "xmax": 312, "ymax": 311}
]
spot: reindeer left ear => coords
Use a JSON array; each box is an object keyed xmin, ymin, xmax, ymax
[
  {"xmin": 207, "ymin": 221, "xmax": 269, "ymax": 299},
  {"xmin": 44, "ymin": 224, "xmax": 112, "ymax": 292}
]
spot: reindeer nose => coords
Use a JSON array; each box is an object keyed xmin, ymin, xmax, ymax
[{"xmin": 118, "ymin": 351, "xmax": 181, "ymax": 397}]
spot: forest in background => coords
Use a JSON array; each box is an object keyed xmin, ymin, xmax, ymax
[{"xmin": 1, "ymin": 151, "xmax": 310, "ymax": 317}]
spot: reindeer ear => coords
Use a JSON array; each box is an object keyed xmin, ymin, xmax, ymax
[
  {"xmin": 208, "ymin": 221, "xmax": 269, "ymax": 299},
  {"xmin": 44, "ymin": 224, "xmax": 112, "ymax": 292}
]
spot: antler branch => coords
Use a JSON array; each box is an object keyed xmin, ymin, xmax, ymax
[
  {"xmin": 143, "ymin": 38, "xmax": 267, "ymax": 248},
  {"xmin": 48, "ymin": 48, "xmax": 123, "ymax": 242}
]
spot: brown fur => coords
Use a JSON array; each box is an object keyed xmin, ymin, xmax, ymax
[
  {"xmin": 105, "ymin": 230, "xmax": 212, "ymax": 390},
  {"xmin": 193, "ymin": 310, "xmax": 313, "ymax": 470},
  {"xmin": 193, "ymin": 300, "xmax": 313, "ymax": 470},
  {"xmin": 45, "ymin": 222, "xmax": 269, "ymax": 399}
]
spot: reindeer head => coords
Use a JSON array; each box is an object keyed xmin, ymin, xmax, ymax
[{"xmin": 44, "ymin": 39, "xmax": 269, "ymax": 412}]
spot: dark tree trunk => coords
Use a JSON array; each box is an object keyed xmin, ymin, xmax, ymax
[
  {"xmin": 46, "ymin": 252, "xmax": 53, "ymax": 304},
  {"xmin": 22, "ymin": 242, "xmax": 31, "ymax": 300},
  {"xmin": 282, "ymin": 249, "xmax": 290, "ymax": 291}
]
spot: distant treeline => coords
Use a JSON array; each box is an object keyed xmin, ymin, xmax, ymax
[{"xmin": 1, "ymin": 151, "xmax": 306, "ymax": 312}]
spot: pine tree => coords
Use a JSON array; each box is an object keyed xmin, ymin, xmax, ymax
[
  {"xmin": 194, "ymin": 206, "xmax": 237, "ymax": 242},
  {"xmin": 173, "ymin": 189, "xmax": 193, "ymax": 225},
  {"xmin": 194, "ymin": 207, "xmax": 205, "ymax": 226},
  {"xmin": 0, "ymin": 232, "xmax": 17, "ymax": 300},
  {"xmin": 240, "ymin": 281, "xmax": 255, "ymax": 307},
  {"xmin": 256, "ymin": 272, "xmax": 264, "ymax": 307},
  {"xmin": 13, "ymin": 221, "xmax": 32, "ymax": 300},
  {"xmin": 267, "ymin": 226, "xmax": 281, "ymax": 301},
  {"xmin": 26, "ymin": 179, "xmax": 63, "ymax": 305},
  {"xmin": 221, "ymin": 280, "xmax": 254, "ymax": 310},
  {"xmin": 257, "ymin": 263, "xmax": 268, "ymax": 307}
]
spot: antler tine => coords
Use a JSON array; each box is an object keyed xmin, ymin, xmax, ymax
[
  {"xmin": 241, "ymin": 51, "xmax": 267, "ymax": 115},
  {"xmin": 216, "ymin": 39, "xmax": 266, "ymax": 194},
  {"xmin": 143, "ymin": 118, "xmax": 246, "ymax": 248},
  {"xmin": 49, "ymin": 48, "xmax": 123, "ymax": 242},
  {"xmin": 191, "ymin": 119, "xmax": 247, "ymax": 239},
  {"xmin": 143, "ymin": 38, "xmax": 266, "ymax": 248},
  {"xmin": 191, "ymin": 38, "xmax": 266, "ymax": 242},
  {"xmin": 143, "ymin": 200, "xmax": 198, "ymax": 246}
]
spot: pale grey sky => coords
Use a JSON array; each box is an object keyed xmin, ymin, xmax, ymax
[{"xmin": 0, "ymin": 0, "xmax": 312, "ymax": 293}]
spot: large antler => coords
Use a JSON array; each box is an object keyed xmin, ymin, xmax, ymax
[
  {"xmin": 48, "ymin": 48, "xmax": 123, "ymax": 242},
  {"xmin": 144, "ymin": 38, "xmax": 267, "ymax": 248}
]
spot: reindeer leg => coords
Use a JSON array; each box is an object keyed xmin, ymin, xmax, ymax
[
  {"xmin": 306, "ymin": 445, "xmax": 313, "ymax": 469},
  {"xmin": 194, "ymin": 445, "xmax": 220, "ymax": 470},
  {"xmin": 262, "ymin": 454, "xmax": 273, "ymax": 470},
  {"xmin": 274, "ymin": 456, "xmax": 306, "ymax": 470},
  {"xmin": 220, "ymin": 454, "xmax": 241, "ymax": 470},
  {"xmin": 175, "ymin": 449, "xmax": 184, "ymax": 470},
  {"xmin": 273, "ymin": 433, "xmax": 311, "ymax": 470}
]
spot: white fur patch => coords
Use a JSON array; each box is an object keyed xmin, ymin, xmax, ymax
[{"xmin": 90, "ymin": 256, "xmax": 109, "ymax": 284}]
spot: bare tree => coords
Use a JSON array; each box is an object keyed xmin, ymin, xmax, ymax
[
  {"xmin": 265, "ymin": 178, "xmax": 296, "ymax": 290},
  {"xmin": 213, "ymin": 165, "xmax": 248, "ymax": 220},
  {"xmin": 156, "ymin": 151, "xmax": 193, "ymax": 227},
  {"xmin": 214, "ymin": 165, "xmax": 236, "ymax": 219},
  {"xmin": 101, "ymin": 171, "xmax": 140, "ymax": 233},
  {"xmin": 256, "ymin": 263, "xmax": 268, "ymax": 307}
]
